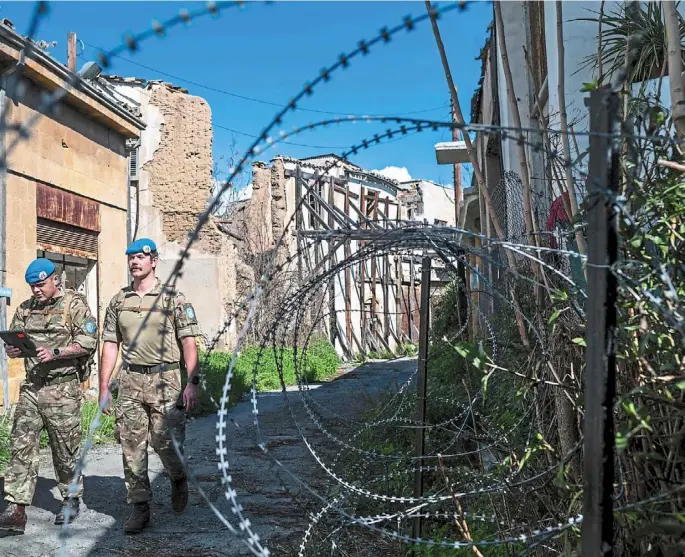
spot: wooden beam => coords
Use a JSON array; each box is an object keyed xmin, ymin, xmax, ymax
[
  {"xmin": 383, "ymin": 198, "xmax": 391, "ymax": 347},
  {"xmin": 360, "ymin": 186, "xmax": 367, "ymax": 351},
  {"xmin": 344, "ymin": 186, "xmax": 353, "ymax": 349},
  {"xmin": 328, "ymin": 177, "xmax": 336, "ymax": 348}
]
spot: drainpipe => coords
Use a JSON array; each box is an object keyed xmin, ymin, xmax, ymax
[
  {"xmin": 126, "ymin": 176, "xmax": 132, "ymax": 241},
  {"xmin": 126, "ymin": 142, "xmax": 133, "ymax": 284},
  {"xmin": 0, "ymin": 83, "xmax": 9, "ymax": 411}
]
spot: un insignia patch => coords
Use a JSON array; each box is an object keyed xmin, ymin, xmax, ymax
[
  {"xmin": 84, "ymin": 319, "xmax": 96, "ymax": 334},
  {"xmin": 185, "ymin": 306, "xmax": 195, "ymax": 320},
  {"xmin": 38, "ymin": 271, "xmax": 47, "ymax": 280}
]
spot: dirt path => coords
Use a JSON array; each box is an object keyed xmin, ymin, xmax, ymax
[{"xmin": 0, "ymin": 359, "xmax": 415, "ymax": 557}]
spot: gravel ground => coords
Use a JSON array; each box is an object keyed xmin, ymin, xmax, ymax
[{"xmin": 0, "ymin": 358, "xmax": 415, "ymax": 557}]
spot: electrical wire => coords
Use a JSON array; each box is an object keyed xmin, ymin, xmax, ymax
[{"xmin": 81, "ymin": 40, "xmax": 451, "ymax": 118}]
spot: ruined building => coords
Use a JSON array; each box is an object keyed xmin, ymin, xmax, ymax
[{"xmin": 223, "ymin": 154, "xmax": 461, "ymax": 359}]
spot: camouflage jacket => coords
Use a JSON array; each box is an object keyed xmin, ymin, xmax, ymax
[
  {"xmin": 10, "ymin": 288, "xmax": 98, "ymax": 382},
  {"xmin": 102, "ymin": 279, "xmax": 200, "ymax": 368}
]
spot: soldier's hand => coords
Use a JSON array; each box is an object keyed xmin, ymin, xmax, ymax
[
  {"xmin": 99, "ymin": 387, "xmax": 113, "ymax": 416},
  {"xmin": 5, "ymin": 345, "xmax": 22, "ymax": 358},
  {"xmin": 183, "ymin": 383, "xmax": 198, "ymax": 413},
  {"xmin": 36, "ymin": 346, "xmax": 55, "ymax": 363}
]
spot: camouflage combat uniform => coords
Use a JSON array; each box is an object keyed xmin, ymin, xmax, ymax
[
  {"xmin": 103, "ymin": 279, "xmax": 199, "ymax": 504},
  {"xmin": 4, "ymin": 288, "xmax": 98, "ymax": 506}
]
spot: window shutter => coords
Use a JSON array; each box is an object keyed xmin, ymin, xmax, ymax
[{"xmin": 37, "ymin": 218, "xmax": 98, "ymax": 259}]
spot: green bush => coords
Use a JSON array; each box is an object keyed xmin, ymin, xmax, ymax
[
  {"xmin": 0, "ymin": 415, "xmax": 10, "ymax": 472},
  {"xmin": 80, "ymin": 400, "xmax": 116, "ymax": 445},
  {"xmin": 193, "ymin": 350, "xmax": 251, "ymax": 416},
  {"xmin": 192, "ymin": 336, "xmax": 340, "ymax": 416}
]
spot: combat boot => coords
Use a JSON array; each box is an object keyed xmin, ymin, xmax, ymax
[
  {"xmin": 54, "ymin": 497, "xmax": 80, "ymax": 525},
  {"xmin": 0, "ymin": 502, "xmax": 27, "ymax": 536},
  {"xmin": 171, "ymin": 476, "xmax": 188, "ymax": 513},
  {"xmin": 123, "ymin": 502, "xmax": 150, "ymax": 534}
]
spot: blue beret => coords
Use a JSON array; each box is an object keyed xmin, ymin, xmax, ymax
[
  {"xmin": 25, "ymin": 258, "xmax": 56, "ymax": 285},
  {"xmin": 125, "ymin": 238, "xmax": 157, "ymax": 255}
]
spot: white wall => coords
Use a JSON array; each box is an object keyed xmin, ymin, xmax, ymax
[
  {"xmin": 416, "ymin": 181, "xmax": 456, "ymax": 225},
  {"xmin": 544, "ymin": 0, "xmax": 610, "ymax": 190}
]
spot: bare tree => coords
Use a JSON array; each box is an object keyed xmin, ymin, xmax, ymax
[
  {"xmin": 556, "ymin": 1, "xmax": 588, "ymax": 258},
  {"xmin": 211, "ymin": 135, "xmax": 252, "ymax": 218}
]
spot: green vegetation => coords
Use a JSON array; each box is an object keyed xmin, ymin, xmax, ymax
[
  {"xmin": 80, "ymin": 400, "xmax": 116, "ymax": 445},
  {"xmin": 0, "ymin": 414, "xmax": 10, "ymax": 472},
  {"xmin": 352, "ymin": 343, "xmax": 416, "ymax": 365},
  {"xmin": 192, "ymin": 336, "xmax": 341, "ymax": 416}
]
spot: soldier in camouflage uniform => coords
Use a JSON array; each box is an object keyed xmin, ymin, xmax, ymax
[
  {"xmin": 0, "ymin": 258, "xmax": 97, "ymax": 535},
  {"xmin": 99, "ymin": 238, "xmax": 200, "ymax": 534}
]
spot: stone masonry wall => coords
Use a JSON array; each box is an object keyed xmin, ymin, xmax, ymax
[{"xmin": 144, "ymin": 84, "xmax": 226, "ymax": 253}]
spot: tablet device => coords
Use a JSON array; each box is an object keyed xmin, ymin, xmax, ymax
[{"xmin": 0, "ymin": 330, "xmax": 38, "ymax": 358}]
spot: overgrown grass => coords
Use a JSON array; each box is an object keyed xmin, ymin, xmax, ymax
[
  {"xmin": 80, "ymin": 400, "xmax": 116, "ymax": 445},
  {"xmin": 0, "ymin": 415, "xmax": 10, "ymax": 473},
  {"xmin": 192, "ymin": 336, "xmax": 341, "ymax": 416}
]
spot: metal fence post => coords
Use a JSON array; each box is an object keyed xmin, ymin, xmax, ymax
[
  {"xmin": 412, "ymin": 255, "xmax": 432, "ymax": 544},
  {"xmin": 582, "ymin": 86, "xmax": 619, "ymax": 557}
]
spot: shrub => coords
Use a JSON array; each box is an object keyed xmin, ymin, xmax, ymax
[
  {"xmin": 192, "ymin": 336, "xmax": 341, "ymax": 416},
  {"xmin": 0, "ymin": 415, "xmax": 10, "ymax": 472}
]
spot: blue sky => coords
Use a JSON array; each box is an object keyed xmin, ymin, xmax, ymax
[{"xmin": 2, "ymin": 1, "xmax": 492, "ymax": 186}]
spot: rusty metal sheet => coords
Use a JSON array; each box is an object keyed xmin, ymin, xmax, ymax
[{"xmin": 36, "ymin": 183, "xmax": 100, "ymax": 232}]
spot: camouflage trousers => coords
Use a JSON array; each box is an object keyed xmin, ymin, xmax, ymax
[
  {"xmin": 114, "ymin": 368, "xmax": 186, "ymax": 504},
  {"xmin": 4, "ymin": 380, "xmax": 83, "ymax": 506}
]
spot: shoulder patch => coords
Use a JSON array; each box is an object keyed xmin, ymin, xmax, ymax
[
  {"xmin": 84, "ymin": 318, "xmax": 97, "ymax": 334},
  {"xmin": 185, "ymin": 306, "xmax": 195, "ymax": 320}
]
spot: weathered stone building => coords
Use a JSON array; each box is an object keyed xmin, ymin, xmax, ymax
[
  {"xmin": 225, "ymin": 154, "xmax": 462, "ymax": 358},
  {"xmin": 0, "ymin": 21, "xmax": 145, "ymax": 406},
  {"xmin": 102, "ymin": 76, "xmax": 238, "ymax": 349}
]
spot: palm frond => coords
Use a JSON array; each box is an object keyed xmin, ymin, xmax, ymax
[{"xmin": 574, "ymin": 2, "xmax": 685, "ymax": 84}]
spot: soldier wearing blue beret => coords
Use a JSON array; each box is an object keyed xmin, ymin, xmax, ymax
[
  {"xmin": 99, "ymin": 238, "xmax": 200, "ymax": 534},
  {"xmin": 0, "ymin": 258, "xmax": 98, "ymax": 534}
]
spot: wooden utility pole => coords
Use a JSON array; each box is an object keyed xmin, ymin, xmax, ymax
[
  {"xmin": 67, "ymin": 32, "xmax": 77, "ymax": 72},
  {"xmin": 582, "ymin": 86, "xmax": 619, "ymax": 557},
  {"xmin": 451, "ymin": 98, "xmax": 462, "ymax": 225}
]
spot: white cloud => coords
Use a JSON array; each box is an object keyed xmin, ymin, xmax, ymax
[{"xmin": 371, "ymin": 166, "xmax": 413, "ymax": 183}]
